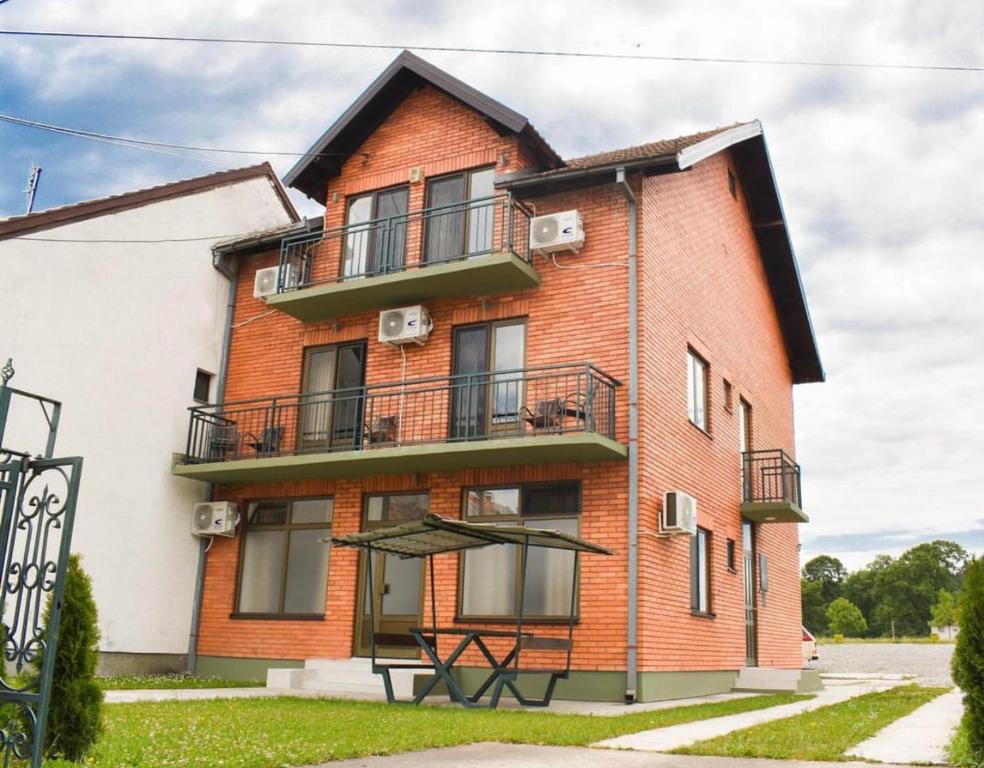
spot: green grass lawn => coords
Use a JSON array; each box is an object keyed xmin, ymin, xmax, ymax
[
  {"xmin": 673, "ymin": 685, "xmax": 949, "ymax": 761},
  {"xmin": 44, "ymin": 692, "xmax": 806, "ymax": 767},
  {"xmin": 97, "ymin": 674, "xmax": 263, "ymax": 690}
]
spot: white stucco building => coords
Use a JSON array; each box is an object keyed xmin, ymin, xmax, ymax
[{"xmin": 0, "ymin": 165, "xmax": 298, "ymax": 671}]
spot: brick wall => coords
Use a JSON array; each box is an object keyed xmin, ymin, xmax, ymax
[{"xmin": 637, "ymin": 152, "xmax": 802, "ymax": 671}]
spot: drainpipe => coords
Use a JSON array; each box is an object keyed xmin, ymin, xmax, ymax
[
  {"xmin": 615, "ymin": 167, "xmax": 639, "ymax": 702},
  {"xmin": 186, "ymin": 259, "xmax": 239, "ymax": 675}
]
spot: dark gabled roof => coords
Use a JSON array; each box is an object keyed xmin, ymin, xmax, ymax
[
  {"xmin": 501, "ymin": 121, "xmax": 824, "ymax": 384},
  {"xmin": 283, "ymin": 50, "xmax": 564, "ymax": 204},
  {"xmin": 0, "ymin": 163, "xmax": 298, "ymax": 240}
]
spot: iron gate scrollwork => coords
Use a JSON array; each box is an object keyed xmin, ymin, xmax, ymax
[{"xmin": 0, "ymin": 363, "xmax": 83, "ymax": 767}]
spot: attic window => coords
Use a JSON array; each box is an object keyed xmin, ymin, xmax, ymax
[{"xmin": 727, "ymin": 169, "xmax": 737, "ymax": 200}]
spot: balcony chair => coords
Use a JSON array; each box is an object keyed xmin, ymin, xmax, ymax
[
  {"xmin": 245, "ymin": 425, "xmax": 284, "ymax": 456},
  {"xmin": 207, "ymin": 423, "xmax": 239, "ymax": 460},
  {"xmin": 367, "ymin": 415, "xmax": 399, "ymax": 446},
  {"xmin": 523, "ymin": 398, "xmax": 564, "ymax": 431}
]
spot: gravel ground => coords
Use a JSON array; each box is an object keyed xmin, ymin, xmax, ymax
[{"xmin": 808, "ymin": 642, "xmax": 954, "ymax": 687}]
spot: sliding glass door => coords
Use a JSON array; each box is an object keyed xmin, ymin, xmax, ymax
[
  {"xmin": 423, "ymin": 167, "xmax": 495, "ymax": 263},
  {"xmin": 342, "ymin": 186, "xmax": 409, "ymax": 278}
]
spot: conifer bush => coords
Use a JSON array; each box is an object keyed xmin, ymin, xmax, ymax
[
  {"xmin": 952, "ymin": 557, "xmax": 984, "ymax": 762},
  {"xmin": 31, "ymin": 553, "xmax": 103, "ymax": 761}
]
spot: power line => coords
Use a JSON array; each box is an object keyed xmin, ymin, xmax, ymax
[
  {"xmin": 1, "ymin": 29, "xmax": 983, "ymax": 73},
  {"xmin": 10, "ymin": 233, "xmax": 258, "ymax": 243},
  {"xmin": 0, "ymin": 113, "xmax": 349, "ymax": 159}
]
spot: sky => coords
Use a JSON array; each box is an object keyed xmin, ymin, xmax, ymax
[{"xmin": 1, "ymin": 1, "xmax": 982, "ymax": 571}]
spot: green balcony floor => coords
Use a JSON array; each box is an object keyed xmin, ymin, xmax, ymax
[
  {"xmin": 741, "ymin": 500, "xmax": 809, "ymax": 523},
  {"xmin": 266, "ymin": 251, "xmax": 541, "ymax": 322},
  {"xmin": 172, "ymin": 433, "xmax": 627, "ymax": 484}
]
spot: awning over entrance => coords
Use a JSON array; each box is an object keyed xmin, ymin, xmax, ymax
[{"xmin": 330, "ymin": 513, "xmax": 612, "ymax": 558}]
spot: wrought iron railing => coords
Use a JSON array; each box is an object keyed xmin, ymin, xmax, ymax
[
  {"xmin": 183, "ymin": 363, "xmax": 620, "ymax": 464},
  {"xmin": 742, "ymin": 449, "xmax": 802, "ymax": 508},
  {"xmin": 277, "ymin": 194, "xmax": 533, "ymax": 292}
]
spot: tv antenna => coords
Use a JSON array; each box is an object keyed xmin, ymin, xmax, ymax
[{"xmin": 24, "ymin": 163, "xmax": 41, "ymax": 214}]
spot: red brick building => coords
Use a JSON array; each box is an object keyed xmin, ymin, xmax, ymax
[{"xmin": 174, "ymin": 51, "xmax": 824, "ymax": 701}]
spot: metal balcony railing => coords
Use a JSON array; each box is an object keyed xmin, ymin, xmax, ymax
[
  {"xmin": 276, "ymin": 195, "xmax": 533, "ymax": 292},
  {"xmin": 742, "ymin": 449, "xmax": 802, "ymax": 508},
  {"xmin": 183, "ymin": 363, "xmax": 620, "ymax": 465}
]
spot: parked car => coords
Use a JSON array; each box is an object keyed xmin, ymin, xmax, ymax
[{"xmin": 802, "ymin": 626, "xmax": 819, "ymax": 664}]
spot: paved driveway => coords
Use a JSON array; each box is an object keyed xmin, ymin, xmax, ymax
[{"xmin": 808, "ymin": 642, "xmax": 954, "ymax": 686}]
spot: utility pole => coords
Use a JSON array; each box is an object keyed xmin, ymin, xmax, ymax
[{"xmin": 24, "ymin": 163, "xmax": 41, "ymax": 214}]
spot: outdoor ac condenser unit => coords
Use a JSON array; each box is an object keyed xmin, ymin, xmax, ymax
[
  {"xmin": 253, "ymin": 264, "xmax": 296, "ymax": 298},
  {"xmin": 191, "ymin": 501, "xmax": 239, "ymax": 537},
  {"xmin": 661, "ymin": 491, "xmax": 698, "ymax": 536},
  {"xmin": 530, "ymin": 210, "xmax": 585, "ymax": 255},
  {"xmin": 378, "ymin": 305, "xmax": 433, "ymax": 346}
]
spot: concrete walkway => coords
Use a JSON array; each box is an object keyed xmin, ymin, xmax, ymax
[
  {"xmin": 847, "ymin": 689, "xmax": 962, "ymax": 765},
  {"xmin": 594, "ymin": 680, "xmax": 897, "ymax": 752},
  {"xmin": 313, "ymin": 742, "xmax": 901, "ymax": 768}
]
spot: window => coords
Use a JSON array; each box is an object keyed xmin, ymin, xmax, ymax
[
  {"xmin": 726, "ymin": 538, "xmax": 737, "ymax": 572},
  {"xmin": 424, "ymin": 167, "xmax": 496, "ymax": 263},
  {"xmin": 237, "ymin": 498, "xmax": 333, "ymax": 616},
  {"xmin": 343, "ymin": 186, "xmax": 410, "ymax": 277},
  {"xmin": 690, "ymin": 527, "xmax": 712, "ymax": 615},
  {"xmin": 193, "ymin": 369, "xmax": 213, "ymax": 403},
  {"xmin": 459, "ymin": 482, "xmax": 580, "ymax": 619},
  {"xmin": 739, "ymin": 398, "xmax": 752, "ymax": 495},
  {"xmin": 686, "ymin": 349, "xmax": 708, "ymax": 431},
  {"xmin": 758, "ymin": 553, "xmax": 769, "ymax": 594}
]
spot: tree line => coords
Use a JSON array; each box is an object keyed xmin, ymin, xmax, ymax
[{"xmin": 801, "ymin": 540, "xmax": 969, "ymax": 637}]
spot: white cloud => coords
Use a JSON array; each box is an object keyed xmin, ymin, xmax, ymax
[{"xmin": 2, "ymin": 0, "xmax": 982, "ymax": 556}]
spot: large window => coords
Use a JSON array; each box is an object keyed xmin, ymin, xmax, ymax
[
  {"xmin": 237, "ymin": 498, "xmax": 333, "ymax": 616},
  {"xmin": 690, "ymin": 527, "xmax": 712, "ymax": 615},
  {"xmin": 686, "ymin": 349, "xmax": 708, "ymax": 431},
  {"xmin": 459, "ymin": 482, "xmax": 580, "ymax": 619}
]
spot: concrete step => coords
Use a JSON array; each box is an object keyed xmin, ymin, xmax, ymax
[
  {"xmin": 734, "ymin": 667, "xmax": 812, "ymax": 692},
  {"xmin": 266, "ymin": 657, "xmax": 423, "ymax": 699}
]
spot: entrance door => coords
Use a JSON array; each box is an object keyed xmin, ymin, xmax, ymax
[
  {"xmin": 355, "ymin": 493, "xmax": 429, "ymax": 657},
  {"xmin": 449, "ymin": 320, "xmax": 526, "ymax": 441},
  {"xmin": 298, "ymin": 342, "xmax": 366, "ymax": 452},
  {"xmin": 743, "ymin": 521, "xmax": 758, "ymax": 666}
]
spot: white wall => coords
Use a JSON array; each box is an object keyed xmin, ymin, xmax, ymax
[{"xmin": 0, "ymin": 176, "xmax": 294, "ymax": 655}]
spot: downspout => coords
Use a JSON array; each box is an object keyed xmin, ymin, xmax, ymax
[
  {"xmin": 615, "ymin": 167, "xmax": 639, "ymax": 702},
  {"xmin": 186, "ymin": 254, "xmax": 239, "ymax": 675}
]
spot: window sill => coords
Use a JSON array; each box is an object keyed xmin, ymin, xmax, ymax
[
  {"xmin": 454, "ymin": 616, "xmax": 580, "ymax": 626},
  {"xmin": 229, "ymin": 612, "xmax": 325, "ymax": 621},
  {"xmin": 691, "ymin": 610, "xmax": 716, "ymax": 620},
  {"xmin": 687, "ymin": 419, "xmax": 713, "ymax": 439}
]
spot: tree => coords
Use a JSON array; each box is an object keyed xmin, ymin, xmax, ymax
[
  {"xmin": 802, "ymin": 555, "xmax": 847, "ymax": 604},
  {"xmin": 826, "ymin": 597, "xmax": 867, "ymax": 637},
  {"xmin": 952, "ymin": 558, "xmax": 984, "ymax": 760},
  {"xmin": 930, "ymin": 589, "xmax": 960, "ymax": 629},
  {"xmin": 801, "ymin": 578, "xmax": 828, "ymax": 634},
  {"xmin": 31, "ymin": 554, "xmax": 103, "ymax": 761}
]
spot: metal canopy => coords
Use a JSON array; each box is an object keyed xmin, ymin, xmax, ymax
[{"xmin": 330, "ymin": 513, "xmax": 612, "ymax": 558}]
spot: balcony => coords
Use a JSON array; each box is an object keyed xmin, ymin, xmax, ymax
[
  {"xmin": 265, "ymin": 195, "xmax": 540, "ymax": 322},
  {"xmin": 741, "ymin": 449, "xmax": 808, "ymax": 523},
  {"xmin": 172, "ymin": 363, "xmax": 625, "ymax": 484}
]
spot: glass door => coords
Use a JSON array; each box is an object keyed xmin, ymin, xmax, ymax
[
  {"xmin": 355, "ymin": 493, "xmax": 429, "ymax": 658},
  {"xmin": 743, "ymin": 521, "xmax": 758, "ymax": 667},
  {"xmin": 450, "ymin": 320, "xmax": 526, "ymax": 440},
  {"xmin": 424, "ymin": 167, "xmax": 495, "ymax": 263},
  {"xmin": 342, "ymin": 187, "xmax": 409, "ymax": 278},
  {"xmin": 297, "ymin": 342, "xmax": 366, "ymax": 452}
]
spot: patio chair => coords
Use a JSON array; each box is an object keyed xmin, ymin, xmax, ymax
[
  {"xmin": 523, "ymin": 399, "xmax": 564, "ymax": 431},
  {"xmin": 245, "ymin": 425, "xmax": 284, "ymax": 456},
  {"xmin": 367, "ymin": 415, "xmax": 398, "ymax": 445},
  {"xmin": 207, "ymin": 423, "xmax": 239, "ymax": 460}
]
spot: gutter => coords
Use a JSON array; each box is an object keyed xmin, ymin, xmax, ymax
[
  {"xmin": 186, "ymin": 258, "xmax": 240, "ymax": 675},
  {"xmin": 615, "ymin": 167, "xmax": 640, "ymax": 702}
]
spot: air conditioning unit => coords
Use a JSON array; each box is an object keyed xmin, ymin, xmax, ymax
[
  {"xmin": 378, "ymin": 305, "xmax": 433, "ymax": 346},
  {"xmin": 253, "ymin": 264, "xmax": 296, "ymax": 299},
  {"xmin": 191, "ymin": 501, "xmax": 239, "ymax": 537},
  {"xmin": 530, "ymin": 210, "xmax": 585, "ymax": 255},
  {"xmin": 660, "ymin": 491, "xmax": 698, "ymax": 536}
]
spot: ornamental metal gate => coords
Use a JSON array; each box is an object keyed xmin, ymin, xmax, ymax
[{"xmin": 0, "ymin": 361, "xmax": 83, "ymax": 767}]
